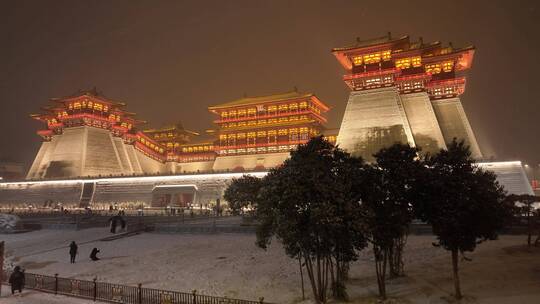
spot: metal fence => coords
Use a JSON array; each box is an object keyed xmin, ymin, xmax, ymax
[{"xmin": 3, "ymin": 271, "xmax": 268, "ymax": 304}]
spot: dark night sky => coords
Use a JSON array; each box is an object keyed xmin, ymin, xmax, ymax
[{"xmin": 1, "ymin": 0, "xmax": 539, "ymax": 168}]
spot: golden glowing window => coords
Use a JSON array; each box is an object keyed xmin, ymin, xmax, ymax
[
  {"xmin": 228, "ymin": 134, "xmax": 236, "ymax": 139},
  {"xmin": 268, "ymin": 118, "xmax": 277, "ymax": 124},
  {"xmin": 352, "ymin": 56, "xmax": 363, "ymax": 66},
  {"xmin": 395, "ymin": 58, "xmax": 411, "ymax": 69},
  {"xmin": 229, "ymin": 122, "xmax": 237, "ymax": 127},
  {"xmin": 289, "ymin": 103, "xmax": 298, "ymax": 110},
  {"xmin": 248, "ymin": 120, "xmax": 256, "ymax": 126},
  {"xmin": 279, "ymin": 117, "xmax": 288, "ymax": 122},
  {"xmin": 411, "ymin": 56, "xmax": 422, "ymax": 67},
  {"xmin": 365, "ymin": 77, "xmax": 382, "ymax": 85},
  {"xmin": 229, "ymin": 110, "xmax": 237, "ymax": 117},
  {"xmin": 289, "ymin": 128, "xmax": 298, "ymax": 134},
  {"xmin": 258, "ymin": 120, "xmax": 267, "ymax": 125},
  {"xmin": 116, "ymin": 116, "xmax": 120, "ymax": 122},
  {"xmin": 237, "ymin": 133, "xmax": 246, "ymax": 139},
  {"xmin": 237, "ymin": 121, "xmax": 247, "ymax": 127},
  {"xmin": 257, "ymin": 131, "xmax": 266, "ymax": 137},
  {"xmin": 237, "ymin": 109, "xmax": 246, "ymax": 117},
  {"xmin": 221, "ymin": 112, "xmax": 228, "ymax": 118},
  {"xmin": 109, "ymin": 114, "xmax": 115, "ymax": 120},
  {"xmin": 204, "ymin": 146, "xmax": 209, "ymax": 151},
  {"xmin": 289, "ymin": 116, "xmax": 298, "ymax": 121},
  {"xmin": 382, "ymin": 50, "xmax": 391, "ymax": 61},
  {"xmin": 168, "ymin": 133, "xmax": 173, "ymax": 137},
  {"xmin": 299, "ymin": 102, "xmax": 308, "ymax": 109},
  {"xmin": 182, "ymin": 148, "xmax": 187, "ymax": 152},
  {"xmin": 247, "ymin": 108, "xmax": 256, "ymax": 116},
  {"xmin": 121, "ymin": 122, "xmax": 127, "ymax": 128},
  {"xmin": 363, "ymin": 53, "xmax": 381, "ymax": 64},
  {"xmin": 278, "ymin": 104, "xmax": 288, "ymax": 112},
  {"xmin": 247, "ymin": 132, "xmax": 256, "ymax": 138},
  {"xmin": 86, "ymin": 101, "xmax": 91, "ymax": 108},
  {"xmin": 442, "ymin": 61, "xmax": 454, "ymax": 72},
  {"xmin": 167, "ymin": 143, "xmax": 173, "ymax": 148},
  {"xmin": 278, "ymin": 129, "xmax": 288, "ymax": 135},
  {"xmin": 299, "ymin": 127, "xmax": 308, "ymax": 133},
  {"xmin": 188, "ymin": 147, "xmax": 193, "ymax": 152},
  {"xmin": 103, "ymin": 106, "xmax": 108, "ymax": 112},
  {"xmin": 220, "ymin": 135, "xmax": 227, "ymax": 140},
  {"xmin": 440, "ymin": 47, "xmax": 451, "ymax": 55},
  {"xmin": 74, "ymin": 102, "xmax": 81, "ymax": 109},
  {"xmin": 174, "ymin": 143, "xmax": 179, "ymax": 147},
  {"xmin": 425, "ymin": 63, "xmax": 441, "ymax": 74},
  {"xmin": 268, "ymin": 105, "xmax": 277, "ymax": 112},
  {"xmin": 268, "ymin": 130, "xmax": 277, "ymax": 136}
]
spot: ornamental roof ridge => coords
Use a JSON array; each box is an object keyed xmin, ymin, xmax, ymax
[
  {"xmin": 331, "ymin": 34, "xmax": 410, "ymax": 52},
  {"xmin": 49, "ymin": 88, "xmax": 126, "ymax": 107},
  {"xmin": 208, "ymin": 90, "xmax": 315, "ymax": 110}
]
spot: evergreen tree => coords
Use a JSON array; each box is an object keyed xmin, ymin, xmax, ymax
[
  {"xmin": 255, "ymin": 137, "xmax": 368, "ymax": 303},
  {"xmin": 422, "ymin": 139, "xmax": 511, "ymax": 299},
  {"xmin": 506, "ymin": 194, "xmax": 539, "ymax": 247},
  {"xmin": 224, "ymin": 175, "xmax": 262, "ymax": 215},
  {"xmin": 372, "ymin": 143, "xmax": 425, "ymax": 277}
]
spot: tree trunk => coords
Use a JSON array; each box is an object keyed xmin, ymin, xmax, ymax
[
  {"xmin": 304, "ymin": 255, "xmax": 321, "ymax": 304},
  {"xmin": 451, "ymin": 249, "xmax": 462, "ymax": 300},
  {"xmin": 299, "ymin": 254, "xmax": 305, "ymax": 300},
  {"xmin": 374, "ymin": 246, "xmax": 387, "ymax": 299},
  {"xmin": 389, "ymin": 235, "xmax": 405, "ymax": 278},
  {"xmin": 527, "ymin": 212, "xmax": 532, "ymax": 247}
]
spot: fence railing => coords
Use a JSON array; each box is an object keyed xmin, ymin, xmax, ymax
[{"xmin": 2, "ymin": 271, "xmax": 268, "ymax": 304}]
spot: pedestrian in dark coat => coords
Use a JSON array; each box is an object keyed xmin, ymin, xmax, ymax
[
  {"xmin": 90, "ymin": 247, "xmax": 100, "ymax": 261},
  {"xmin": 69, "ymin": 241, "xmax": 78, "ymax": 263},
  {"xmin": 109, "ymin": 215, "xmax": 119, "ymax": 233},
  {"xmin": 9, "ymin": 266, "xmax": 25, "ymax": 295}
]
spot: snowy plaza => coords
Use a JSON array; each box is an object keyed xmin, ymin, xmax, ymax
[{"xmin": 1, "ymin": 227, "xmax": 540, "ymax": 303}]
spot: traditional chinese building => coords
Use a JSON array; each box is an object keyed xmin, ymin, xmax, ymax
[
  {"xmin": 208, "ymin": 90, "xmax": 331, "ymax": 170},
  {"xmin": 333, "ymin": 33, "xmax": 482, "ymax": 160},
  {"xmin": 0, "ymin": 33, "xmax": 534, "ymax": 211},
  {"xmin": 27, "ymin": 89, "xmax": 148, "ymax": 179},
  {"xmin": 26, "ymin": 89, "xmax": 331, "ymax": 179}
]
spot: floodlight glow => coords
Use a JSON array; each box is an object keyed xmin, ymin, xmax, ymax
[{"xmin": 0, "ymin": 171, "xmax": 268, "ymax": 187}]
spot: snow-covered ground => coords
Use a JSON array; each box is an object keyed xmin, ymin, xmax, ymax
[
  {"xmin": 0, "ymin": 288, "xmax": 96, "ymax": 304},
  {"xmin": 1, "ymin": 228, "xmax": 540, "ymax": 303}
]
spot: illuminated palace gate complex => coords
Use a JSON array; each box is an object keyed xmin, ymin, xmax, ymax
[
  {"xmin": 333, "ymin": 34, "xmax": 481, "ymax": 160},
  {"xmin": 26, "ymin": 89, "xmax": 335, "ymax": 180},
  {"xmin": 0, "ymin": 33, "xmax": 534, "ymax": 209}
]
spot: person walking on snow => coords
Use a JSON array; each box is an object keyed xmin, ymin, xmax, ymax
[
  {"xmin": 9, "ymin": 266, "xmax": 25, "ymax": 295},
  {"xmin": 69, "ymin": 241, "xmax": 78, "ymax": 263}
]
